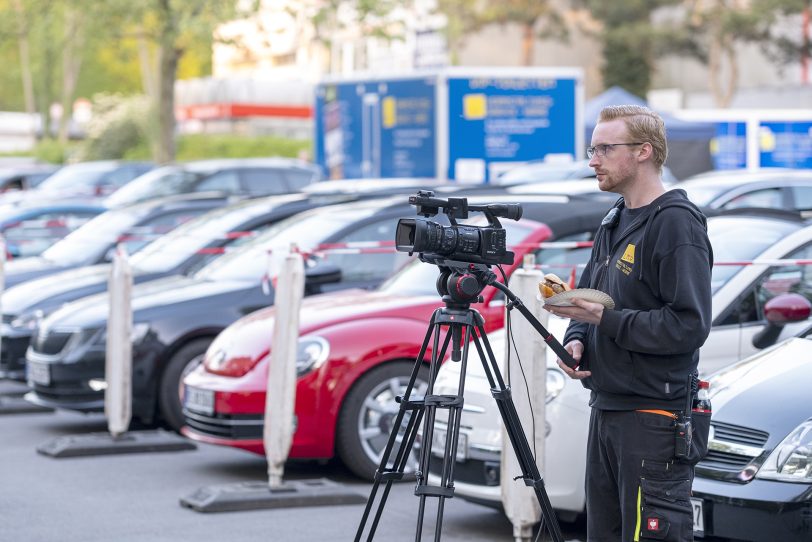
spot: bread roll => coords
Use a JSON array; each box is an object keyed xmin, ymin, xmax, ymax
[{"xmin": 538, "ymin": 273, "xmax": 571, "ymax": 298}]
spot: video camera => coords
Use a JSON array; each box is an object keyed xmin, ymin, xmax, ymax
[{"xmin": 394, "ymin": 190, "xmax": 523, "ymax": 267}]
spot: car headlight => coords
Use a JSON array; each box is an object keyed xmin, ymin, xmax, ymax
[
  {"xmin": 546, "ymin": 368, "xmax": 566, "ymax": 403},
  {"xmin": 11, "ymin": 310, "xmax": 45, "ymax": 330},
  {"xmin": 756, "ymin": 419, "xmax": 812, "ymax": 483},
  {"xmin": 297, "ymin": 336, "xmax": 329, "ymax": 376}
]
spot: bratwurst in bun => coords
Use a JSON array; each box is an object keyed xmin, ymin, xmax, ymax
[{"xmin": 539, "ymin": 273, "xmax": 571, "ymax": 299}]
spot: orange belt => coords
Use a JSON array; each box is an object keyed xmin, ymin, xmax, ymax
[{"xmin": 636, "ymin": 409, "xmax": 678, "ymax": 419}]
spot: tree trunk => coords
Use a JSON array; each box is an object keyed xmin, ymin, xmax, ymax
[
  {"xmin": 13, "ymin": 0, "xmax": 35, "ymax": 115},
  {"xmin": 156, "ymin": 44, "xmax": 179, "ymax": 164},
  {"xmin": 521, "ymin": 21, "xmax": 534, "ymax": 66},
  {"xmin": 708, "ymin": 24, "xmax": 738, "ymax": 108},
  {"xmin": 720, "ymin": 38, "xmax": 738, "ymax": 108},
  {"xmin": 708, "ymin": 17, "xmax": 725, "ymax": 107},
  {"xmin": 154, "ymin": 0, "xmax": 180, "ymax": 164},
  {"xmin": 58, "ymin": 8, "xmax": 86, "ymax": 144},
  {"xmin": 136, "ymin": 28, "xmax": 159, "ymax": 100},
  {"xmin": 40, "ymin": 43, "xmax": 57, "ymax": 140}
]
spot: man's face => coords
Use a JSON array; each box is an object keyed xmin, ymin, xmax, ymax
[{"xmin": 588, "ymin": 119, "xmax": 639, "ymax": 194}]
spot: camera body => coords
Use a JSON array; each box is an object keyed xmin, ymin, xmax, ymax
[{"xmin": 395, "ymin": 191, "xmax": 522, "ymax": 267}]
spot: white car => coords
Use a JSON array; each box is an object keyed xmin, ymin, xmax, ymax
[{"xmin": 428, "ymin": 211, "xmax": 812, "ymax": 513}]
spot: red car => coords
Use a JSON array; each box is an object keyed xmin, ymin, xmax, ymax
[{"xmin": 182, "ymin": 196, "xmax": 607, "ymax": 479}]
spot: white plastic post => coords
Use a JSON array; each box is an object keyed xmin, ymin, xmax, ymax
[
  {"xmin": 105, "ymin": 244, "xmax": 133, "ymax": 438},
  {"xmin": 501, "ymin": 258, "xmax": 547, "ymax": 542},
  {"xmin": 264, "ymin": 246, "xmax": 305, "ymax": 489}
]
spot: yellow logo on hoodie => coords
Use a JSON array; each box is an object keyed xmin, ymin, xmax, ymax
[
  {"xmin": 621, "ymin": 244, "xmax": 635, "ymax": 264},
  {"xmin": 616, "ymin": 243, "xmax": 635, "ymax": 276}
]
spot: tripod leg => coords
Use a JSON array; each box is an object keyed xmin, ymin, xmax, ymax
[
  {"xmin": 471, "ymin": 326, "xmax": 565, "ymax": 542},
  {"xmin": 356, "ymin": 313, "xmax": 454, "ymax": 542},
  {"xmin": 415, "ymin": 321, "xmax": 447, "ymax": 541},
  {"xmin": 431, "ymin": 323, "xmax": 472, "ymax": 542}
]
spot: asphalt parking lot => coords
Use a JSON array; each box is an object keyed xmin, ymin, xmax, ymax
[{"xmin": 1, "ymin": 381, "xmax": 585, "ymax": 542}]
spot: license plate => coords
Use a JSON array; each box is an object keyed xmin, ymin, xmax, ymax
[
  {"xmin": 431, "ymin": 427, "xmax": 467, "ymax": 462},
  {"xmin": 27, "ymin": 361, "xmax": 50, "ymax": 386},
  {"xmin": 184, "ymin": 386, "xmax": 214, "ymax": 415},
  {"xmin": 691, "ymin": 498, "xmax": 705, "ymax": 536}
]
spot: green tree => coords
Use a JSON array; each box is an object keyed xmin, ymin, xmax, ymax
[
  {"xmin": 100, "ymin": 1, "xmax": 240, "ymax": 163},
  {"xmin": 436, "ymin": 0, "xmax": 565, "ymax": 66},
  {"xmin": 297, "ymin": 0, "xmax": 405, "ymax": 73},
  {"xmin": 435, "ymin": 0, "xmax": 487, "ymax": 65},
  {"xmin": 678, "ymin": 0, "xmax": 812, "ymax": 107},
  {"xmin": 0, "ymin": 0, "xmax": 137, "ymax": 140},
  {"xmin": 481, "ymin": 0, "xmax": 566, "ymax": 66},
  {"xmin": 578, "ymin": 0, "xmax": 682, "ymax": 98}
]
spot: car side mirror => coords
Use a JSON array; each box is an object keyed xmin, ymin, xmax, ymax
[
  {"xmin": 103, "ymin": 247, "xmax": 116, "ymax": 262},
  {"xmin": 752, "ymin": 293, "xmax": 812, "ymax": 349}
]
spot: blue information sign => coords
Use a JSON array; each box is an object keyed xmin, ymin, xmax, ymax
[
  {"xmin": 759, "ymin": 121, "xmax": 812, "ymax": 168},
  {"xmin": 314, "ymin": 78, "xmax": 436, "ymax": 180},
  {"xmin": 711, "ymin": 121, "xmax": 747, "ymax": 170},
  {"xmin": 446, "ymin": 77, "xmax": 577, "ymax": 182}
]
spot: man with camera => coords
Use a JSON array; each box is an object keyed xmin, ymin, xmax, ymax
[{"xmin": 545, "ymin": 105, "xmax": 712, "ymax": 541}]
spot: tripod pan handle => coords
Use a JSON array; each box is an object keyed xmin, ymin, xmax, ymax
[{"xmin": 543, "ymin": 333, "xmax": 579, "ymax": 369}]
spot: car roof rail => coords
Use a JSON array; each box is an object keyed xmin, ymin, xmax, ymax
[{"xmin": 705, "ymin": 206, "xmax": 807, "ymax": 223}]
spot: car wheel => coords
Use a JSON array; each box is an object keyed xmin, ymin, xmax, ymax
[
  {"xmin": 336, "ymin": 361, "xmax": 430, "ymax": 481},
  {"xmin": 158, "ymin": 339, "xmax": 211, "ymax": 431}
]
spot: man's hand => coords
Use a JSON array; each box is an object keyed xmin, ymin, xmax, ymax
[
  {"xmin": 545, "ymin": 297, "xmax": 605, "ymax": 325},
  {"xmin": 556, "ymin": 339, "xmax": 591, "ymax": 380}
]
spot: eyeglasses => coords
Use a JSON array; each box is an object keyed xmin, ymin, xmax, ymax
[{"xmin": 586, "ymin": 142, "xmax": 645, "ymax": 159}]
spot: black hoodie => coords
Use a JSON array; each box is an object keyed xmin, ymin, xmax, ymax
[{"xmin": 563, "ymin": 189, "xmax": 713, "ymax": 411}]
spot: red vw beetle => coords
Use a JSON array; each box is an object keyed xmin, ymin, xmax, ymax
[{"xmin": 181, "ymin": 196, "xmax": 608, "ymax": 479}]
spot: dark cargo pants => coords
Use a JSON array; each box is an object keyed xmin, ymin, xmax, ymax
[{"xmin": 586, "ymin": 408, "xmax": 695, "ymax": 542}]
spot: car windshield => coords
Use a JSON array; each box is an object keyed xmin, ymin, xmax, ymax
[
  {"xmin": 105, "ymin": 166, "xmax": 207, "ymax": 207},
  {"xmin": 709, "ymin": 216, "xmax": 801, "ymax": 292},
  {"xmin": 378, "ymin": 218, "xmax": 537, "ymax": 296},
  {"xmin": 40, "ymin": 207, "xmax": 147, "ymax": 265},
  {"xmin": 193, "ymin": 205, "xmax": 380, "ymax": 282},
  {"xmin": 498, "ymin": 162, "xmax": 583, "ymax": 184},
  {"xmin": 130, "ymin": 201, "xmax": 269, "ymax": 273},
  {"xmin": 36, "ymin": 163, "xmax": 111, "ymax": 193}
]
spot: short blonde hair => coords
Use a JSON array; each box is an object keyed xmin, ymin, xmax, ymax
[{"xmin": 598, "ymin": 105, "xmax": 667, "ymax": 169}]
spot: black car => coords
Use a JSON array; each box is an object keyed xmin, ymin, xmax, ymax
[
  {"xmin": 0, "ymin": 193, "xmax": 353, "ymax": 381},
  {"xmin": 690, "ymin": 318, "xmax": 812, "ymax": 541},
  {"xmin": 1, "ymin": 193, "xmax": 231, "ymax": 289},
  {"xmin": 104, "ymin": 158, "xmax": 322, "ymax": 208},
  {"xmin": 23, "ymin": 194, "xmax": 611, "ymax": 431}
]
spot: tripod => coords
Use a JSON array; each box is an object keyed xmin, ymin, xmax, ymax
[{"xmin": 354, "ymin": 262, "xmax": 577, "ymax": 542}]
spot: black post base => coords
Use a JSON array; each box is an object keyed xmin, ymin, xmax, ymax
[
  {"xmin": 37, "ymin": 429, "xmax": 196, "ymax": 458},
  {"xmin": 180, "ymin": 479, "xmax": 367, "ymax": 513}
]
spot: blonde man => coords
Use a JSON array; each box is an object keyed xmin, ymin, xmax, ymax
[{"xmin": 547, "ymin": 105, "xmax": 712, "ymax": 541}]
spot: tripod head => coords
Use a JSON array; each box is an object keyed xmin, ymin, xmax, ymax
[{"xmin": 431, "ymin": 258, "xmax": 497, "ymax": 308}]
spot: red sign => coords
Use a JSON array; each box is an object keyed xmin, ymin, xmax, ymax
[{"xmin": 175, "ymin": 103, "xmax": 312, "ymax": 121}]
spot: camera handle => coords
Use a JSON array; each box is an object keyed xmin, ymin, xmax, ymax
[
  {"xmin": 490, "ymin": 281, "xmax": 579, "ymax": 369},
  {"xmin": 353, "ymin": 304, "xmax": 565, "ymax": 542}
]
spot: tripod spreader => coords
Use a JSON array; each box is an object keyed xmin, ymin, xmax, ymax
[{"xmin": 490, "ymin": 281, "xmax": 579, "ymax": 369}]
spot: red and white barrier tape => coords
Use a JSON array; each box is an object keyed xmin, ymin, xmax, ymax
[{"xmin": 714, "ymin": 259, "xmax": 812, "ymax": 267}]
